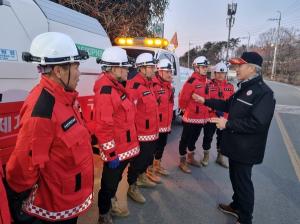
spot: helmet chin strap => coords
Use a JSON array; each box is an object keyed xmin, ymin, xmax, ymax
[{"xmin": 59, "ymin": 64, "xmax": 72, "ymax": 92}]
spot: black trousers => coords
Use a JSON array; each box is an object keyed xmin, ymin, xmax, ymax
[
  {"xmin": 127, "ymin": 141, "xmax": 157, "ymax": 185},
  {"xmin": 34, "ymin": 217, "xmax": 78, "ymax": 224},
  {"xmin": 98, "ymin": 160, "xmax": 130, "ymax": 215},
  {"xmin": 202, "ymin": 122, "xmax": 223, "ymax": 151},
  {"xmin": 179, "ymin": 122, "xmax": 204, "ymax": 156},
  {"xmin": 154, "ymin": 132, "xmax": 169, "ymax": 160},
  {"xmin": 229, "ymin": 159, "xmax": 254, "ymax": 224}
]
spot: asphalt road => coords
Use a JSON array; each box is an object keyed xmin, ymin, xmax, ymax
[{"xmin": 79, "ymin": 81, "xmax": 300, "ymax": 224}]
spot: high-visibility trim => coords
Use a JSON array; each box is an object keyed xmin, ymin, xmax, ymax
[
  {"xmin": 182, "ymin": 116, "xmax": 208, "ymax": 124},
  {"xmin": 23, "ymin": 185, "xmax": 92, "ymax": 221},
  {"xmin": 101, "ymin": 140, "xmax": 115, "ymax": 151},
  {"xmin": 159, "ymin": 126, "xmax": 171, "ymax": 133},
  {"xmin": 100, "ymin": 146, "xmax": 140, "ymax": 161},
  {"xmin": 138, "ymin": 133, "xmax": 159, "ymax": 142}
]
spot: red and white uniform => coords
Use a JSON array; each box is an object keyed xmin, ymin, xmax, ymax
[
  {"xmin": 152, "ymin": 74, "xmax": 174, "ymax": 133},
  {"xmin": 179, "ymin": 72, "xmax": 211, "ymax": 124},
  {"xmin": 126, "ymin": 73, "xmax": 159, "ymax": 142},
  {"xmin": 93, "ymin": 72, "xmax": 140, "ymax": 162},
  {"xmin": 209, "ymin": 79, "xmax": 234, "ymax": 119},
  {"xmin": 6, "ymin": 76, "xmax": 93, "ymax": 221}
]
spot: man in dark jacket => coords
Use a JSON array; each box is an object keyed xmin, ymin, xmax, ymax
[{"xmin": 193, "ymin": 52, "xmax": 276, "ymax": 224}]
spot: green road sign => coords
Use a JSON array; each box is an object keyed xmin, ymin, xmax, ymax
[{"xmin": 76, "ymin": 44, "xmax": 104, "ymax": 58}]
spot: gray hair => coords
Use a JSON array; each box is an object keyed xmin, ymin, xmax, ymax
[
  {"xmin": 102, "ymin": 66, "xmax": 112, "ymax": 72},
  {"xmin": 248, "ymin": 63, "xmax": 262, "ymax": 76}
]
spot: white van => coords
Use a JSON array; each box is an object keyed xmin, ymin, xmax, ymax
[{"xmin": 0, "ymin": 0, "xmax": 111, "ymax": 163}]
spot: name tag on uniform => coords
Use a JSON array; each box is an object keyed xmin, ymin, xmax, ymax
[
  {"xmin": 61, "ymin": 116, "xmax": 77, "ymax": 131},
  {"xmin": 143, "ymin": 91, "xmax": 151, "ymax": 96},
  {"xmin": 121, "ymin": 94, "xmax": 127, "ymax": 100}
]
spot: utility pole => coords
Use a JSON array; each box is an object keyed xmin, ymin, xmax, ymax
[
  {"xmin": 226, "ymin": 2, "xmax": 237, "ymax": 61},
  {"xmin": 269, "ymin": 11, "xmax": 281, "ymax": 80}
]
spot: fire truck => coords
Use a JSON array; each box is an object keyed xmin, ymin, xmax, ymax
[{"xmin": 0, "ymin": 0, "xmax": 112, "ymax": 164}]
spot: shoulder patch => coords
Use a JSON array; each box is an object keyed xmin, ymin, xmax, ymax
[
  {"xmin": 133, "ymin": 82, "xmax": 140, "ymax": 89},
  {"xmin": 31, "ymin": 88, "xmax": 55, "ymax": 119},
  {"xmin": 100, "ymin": 86, "xmax": 112, "ymax": 94},
  {"xmin": 188, "ymin": 78, "xmax": 195, "ymax": 84}
]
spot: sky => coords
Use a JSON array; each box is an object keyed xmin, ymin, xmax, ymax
[{"xmin": 164, "ymin": 0, "xmax": 300, "ymax": 56}]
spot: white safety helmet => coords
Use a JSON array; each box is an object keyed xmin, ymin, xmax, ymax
[
  {"xmin": 157, "ymin": 58, "xmax": 174, "ymax": 71},
  {"xmin": 214, "ymin": 61, "xmax": 228, "ymax": 73},
  {"xmin": 135, "ymin": 53, "xmax": 158, "ymax": 67},
  {"xmin": 192, "ymin": 56, "xmax": 210, "ymax": 66},
  {"xmin": 97, "ymin": 46, "xmax": 131, "ymax": 67},
  {"xmin": 22, "ymin": 32, "xmax": 88, "ymax": 65}
]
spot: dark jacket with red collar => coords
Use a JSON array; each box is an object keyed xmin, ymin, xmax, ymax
[
  {"xmin": 205, "ymin": 75, "xmax": 275, "ymax": 164},
  {"xmin": 179, "ymin": 72, "xmax": 211, "ymax": 124},
  {"xmin": 6, "ymin": 76, "xmax": 93, "ymax": 221},
  {"xmin": 209, "ymin": 79, "xmax": 234, "ymax": 119},
  {"xmin": 126, "ymin": 73, "xmax": 159, "ymax": 142},
  {"xmin": 93, "ymin": 73, "xmax": 140, "ymax": 162},
  {"xmin": 152, "ymin": 74, "xmax": 174, "ymax": 133}
]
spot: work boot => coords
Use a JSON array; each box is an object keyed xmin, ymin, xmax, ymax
[
  {"xmin": 154, "ymin": 159, "xmax": 169, "ymax": 176},
  {"xmin": 218, "ymin": 203, "xmax": 239, "ymax": 218},
  {"xmin": 98, "ymin": 212, "xmax": 113, "ymax": 224},
  {"xmin": 146, "ymin": 166, "xmax": 162, "ymax": 183},
  {"xmin": 127, "ymin": 183, "xmax": 146, "ymax": 204},
  {"xmin": 178, "ymin": 156, "xmax": 191, "ymax": 173},
  {"xmin": 216, "ymin": 151, "xmax": 228, "ymax": 168},
  {"xmin": 136, "ymin": 173, "xmax": 157, "ymax": 188},
  {"xmin": 110, "ymin": 197, "xmax": 129, "ymax": 217},
  {"xmin": 201, "ymin": 151, "xmax": 209, "ymax": 167},
  {"xmin": 187, "ymin": 152, "xmax": 201, "ymax": 167}
]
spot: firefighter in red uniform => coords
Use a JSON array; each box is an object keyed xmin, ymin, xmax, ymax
[
  {"xmin": 178, "ymin": 56, "xmax": 211, "ymax": 173},
  {"xmin": 94, "ymin": 46, "xmax": 140, "ymax": 224},
  {"xmin": 201, "ymin": 62, "xmax": 234, "ymax": 168},
  {"xmin": 126, "ymin": 53, "xmax": 159, "ymax": 203},
  {"xmin": 5, "ymin": 32, "xmax": 93, "ymax": 223},
  {"xmin": 0, "ymin": 161, "xmax": 11, "ymax": 224},
  {"xmin": 149, "ymin": 59, "xmax": 174, "ymax": 177}
]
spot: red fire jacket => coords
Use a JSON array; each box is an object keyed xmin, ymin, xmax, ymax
[
  {"xmin": 0, "ymin": 161, "xmax": 11, "ymax": 224},
  {"xmin": 209, "ymin": 79, "xmax": 234, "ymax": 119},
  {"xmin": 179, "ymin": 72, "xmax": 211, "ymax": 124},
  {"xmin": 6, "ymin": 76, "xmax": 93, "ymax": 221},
  {"xmin": 93, "ymin": 73, "xmax": 140, "ymax": 162},
  {"xmin": 126, "ymin": 73, "xmax": 159, "ymax": 142},
  {"xmin": 152, "ymin": 74, "xmax": 174, "ymax": 133}
]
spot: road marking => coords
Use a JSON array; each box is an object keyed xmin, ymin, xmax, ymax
[
  {"xmin": 275, "ymin": 113, "xmax": 300, "ymax": 182},
  {"xmin": 276, "ymin": 104, "xmax": 300, "ymax": 115}
]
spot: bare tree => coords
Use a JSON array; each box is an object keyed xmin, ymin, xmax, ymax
[{"xmin": 56, "ymin": 0, "xmax": 169, "ymax": 42}]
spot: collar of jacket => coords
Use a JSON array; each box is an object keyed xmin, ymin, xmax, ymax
[
  {"xmin": 213, "ymin": 79, "xmax": 227, "ymax": 86},
  {"xmin": 191, "ymin": 72, "xmax": 207, "ymax": 82},
  {"xmin": 40, "ymin": 75, "xmax": 78, "ymax": 106},
  {"xmin": 135, "ymin": 72, "xmax": 152, "ymax": 87},
  {"xmin": 104, "ymin": 72, "xmax": 127, "ymax": 94},
  {"xmin": 153, "ymin": 74, "xmax": 171, "ymax": 89},
  {"xmin": 238, "ymin": 74, "xmax": 262, "ymax": 90}
]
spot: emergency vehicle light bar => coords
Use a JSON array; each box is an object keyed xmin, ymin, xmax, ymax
[{"xmin": 115, "ymin": 37, "xmax": 169, "ymax": 49}]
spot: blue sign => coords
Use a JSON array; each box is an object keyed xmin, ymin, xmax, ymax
[{"xmin": 0, "ymin": 49, "xmax": 18, "ymax": 61}]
